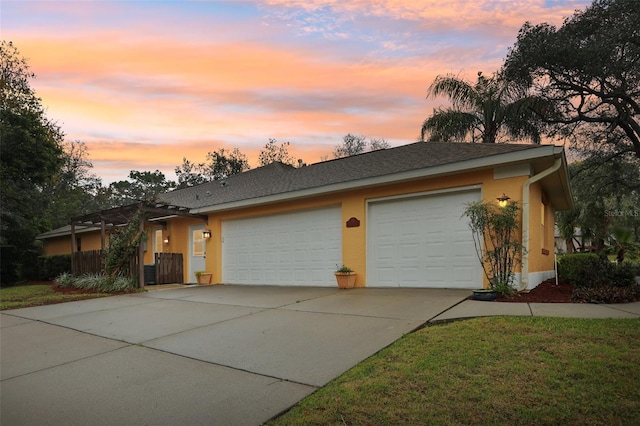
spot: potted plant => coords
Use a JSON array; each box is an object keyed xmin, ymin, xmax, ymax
[
  {"xmin": 195, "ymin": 271, "xmax": 212, "ymax": 285},
  {"xmin": 464, "ymin": 200, "xmax": 524, "ymax": 301},
  {"xmin": 471, "ymin": 288, "xmax": 499, "ymax": 301},
  {"xmin": 335, "ymin": 265, "xmax": 357, "ymax": 289}
]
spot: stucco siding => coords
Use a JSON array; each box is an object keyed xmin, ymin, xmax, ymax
[{"xmin": 203, "ymin": 170, "xmax": 531, "ymax": 287}]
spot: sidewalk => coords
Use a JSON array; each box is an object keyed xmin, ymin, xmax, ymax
[{"xmin": 430, "ymin": 299, "xmax": 640, "ymax": 323}]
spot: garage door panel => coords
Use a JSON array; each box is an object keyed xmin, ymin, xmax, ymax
[
  {"xmin": 222, "ymin": 207, "xmax": 341, "ymax": 286},
  {"xmin": 368, "ymin": 190, "xmax": 481, "ymax": 288}
]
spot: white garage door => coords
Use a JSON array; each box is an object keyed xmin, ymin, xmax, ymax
[
  {"xmin": 368, "ymin": 190, "xmax": 482, "ymax": 288},
  {"xmin": 222, "ymin": 206, "xmax": 342, "ymax": 286}
]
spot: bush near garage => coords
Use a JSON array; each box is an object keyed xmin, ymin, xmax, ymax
[
  {"xmin": 38, "ymin": 254, "xmax": 72, "ymax": 281},
  {"xmin": 558, "ymin": 253, "xmax": 610, "ymax": 287},
  {"xmin": 559, "ymin": 253, "xmax": 640, "ymax": 303}
]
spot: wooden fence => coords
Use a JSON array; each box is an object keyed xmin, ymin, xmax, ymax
[
  {"xmin": 72, "ymin": 249, "xmax": 139, "ymax": 279},
  {"xmin": 72, "ymin": 250, "xmax": 103, "ymax": 275},
  {"xmin": 72, "ymin": 250, "xmax": 182, "ymax": 284},
  {"xmin": 155, "ymin": 253, "xmax": 184, "ymax": 284}
]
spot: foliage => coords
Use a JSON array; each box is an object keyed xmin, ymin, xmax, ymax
[
  {"xmin": 175, "ymin": 147, "xmax": 250, "ymax": 188},
  {"xmin": 572, "ymin": 284, "xmax": 640, "ymax": 304},
  {"xmin": 42, "ymin": 140, "xmax": 109, "ymax": 229},
  {"xmin": 204, "ymin": 147, "xmax": 250, "ymax": 180},
  {"xmin": 335, "ymin": 265, "xmax": 353, "ymax": 273},
  {"xmin": 558, "ymin": 253, "xmax": 637, "ymax": 289},
  {"xmin": 558, "ymin": 253, "xmax": 609, "ymax": 287},
  {"xmin": 555, "ymin": 157, "xmax": 640, "ymax": 256},
  {"xmin": 0, "ymin": 41, "xmax": 65, "ymax": 284},
  {"xmin": 420, "ymin": 71, "xmax": 547, "ymax": 144},
  {"xmin": 258, "ymin": 138, "xmax": 296, "ymax": 166},
  {"xmin": 103, "ymin": 211, "xmax": 146, "ymax": 278},
  {"xmin": 464, "ymin": 200, "xmax": 523, "ymax": 294},
  {"xmin": 270, "ymin": 317, "xmax": 640, "ymax": 425},
  {"xmin": 503, "ymin": 0, "xmax": 640, "ymax": 158},
  {"xmin": 55, "ymin": 272, "xmax": 138, "ymax": 292},
  {"xmin": 332, "ymin": 133, "xmax": 390, "ymax": 158},
  {"xmin": 38, "ymin": 254, "xmax": 72, "ymax": 281},
  {"xmin": 610, "ymin": 262, "xmax": 638, "ymax": 287},
  {"xmin": 175, "ymin": 157, "xmax": 208, "ymax": 188},
  {"xmin": 108, "ymin": 170, "xmax": 176, "ymax": 205},
  {"xmin": 54, "ymin": 271, "xmax": 75, "ymax": 288},
  {"xmin": 609, "ymin": 227, "xmax": 640, "ymax": 263},
  {"xmin": 1, "ymin": 41, "xmax": 42, "ymax": 114},
  {"xmin": 0, "ymin": 283, "xmax": 112, "ymax": 310}
]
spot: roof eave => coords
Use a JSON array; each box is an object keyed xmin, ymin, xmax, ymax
[{"xmin": 191, "ymin": 145, "xmax": 565, "ymax": 214}]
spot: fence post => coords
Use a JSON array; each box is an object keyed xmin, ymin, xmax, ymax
[{"xmin": 138, "ymin": 219, "xmax": 145, "ymax": 289}]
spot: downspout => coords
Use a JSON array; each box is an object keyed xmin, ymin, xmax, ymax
[{"xmin": 520, "ymin": 158, "xmax": 562, "ymax": 291}]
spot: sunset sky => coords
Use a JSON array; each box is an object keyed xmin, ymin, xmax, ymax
[{"xmin": 3, "ymin": 0, "xmax": 590, "ymax": 183}]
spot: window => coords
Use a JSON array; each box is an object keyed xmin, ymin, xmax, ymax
[
  {"xmin": 192, "ymin": 230, "xmax": 204, "ymax": 257},
  {"xmin": 154, "ymin": 229, "xmax": 163, "ymax": 254},
  {"xmin": 76, "ymin": 237, "xmax": 82, "ymax": 252},
  {"xmin": 541, "ymin": 194, "xmax": 549, "ymax": 255}
]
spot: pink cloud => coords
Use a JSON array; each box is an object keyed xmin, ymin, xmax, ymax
[{"xmin": 5, "ymin": 0, "xmax": 589, "ymax": 183}]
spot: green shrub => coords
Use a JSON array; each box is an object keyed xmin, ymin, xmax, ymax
[
  {"xmin": 572, "ymin": 284, "xmax": 640, "ymax": 304},
  {"xmin": 557, "ymin": 253, "xmax": 611, "ymax": 287},
  {"xmin": 463, "ymin": 200, "xmax": 522, "ymax": 295},
  {"xmin": 1, "ymin": 246, "xmax": 19, "ymax": 286},
  {"xmin": 55, "ymin": 272, "xmax": 75, "ymax": 288},
  {"xmin": 54, "ymin": 272, "xmax": 138, "ymax": 293},
  {"xmin": 610, "ymin": 262, "xmax": 637, "ymax": 287},
  {"xmin": 38, "ymin": 255, "xmax": 72, "ymax": 281}
]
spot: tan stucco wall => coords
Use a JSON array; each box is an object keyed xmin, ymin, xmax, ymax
[
  {"xmin": 527, "ymin": 181, "xmax": 556, "ymax": 274},
  {"xmin": 203, "ymin": 169, "xmax": 537, "ymax": 287},
  {"xmin": 42, "ymin": 231, "xmax": 103, "ymax": 256},
  {"xmin": 165, "ymin": 218, "xmax": 209, "ymax": 283},
  {"xmin": 42, "ymin": 236, "xmax": 72, "ymax": 256},
  {"xmin": 40, "ymin": 164, "xmax": 559, "ymax": 289}
]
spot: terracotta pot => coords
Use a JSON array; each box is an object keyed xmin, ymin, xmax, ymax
[
  {"xmin": 197, "ymin": 273, "xmax": 212, "ymax": 285},
  {"xmin": 335, "ymin": 272, "xmax": 357, "ymax": 289}
]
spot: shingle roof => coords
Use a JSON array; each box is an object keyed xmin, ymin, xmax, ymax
[
  {"xmin": 158, "ymin": 142, "xmax": 543, "ymax": 210},
  {"xmin": 35, "ymin": 225, "xmax": 95, "ymax": 239}
]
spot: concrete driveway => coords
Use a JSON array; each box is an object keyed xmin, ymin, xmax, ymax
[{"xmin": 1, "ymin": 285, "xmax": 469, "ymax": 426}]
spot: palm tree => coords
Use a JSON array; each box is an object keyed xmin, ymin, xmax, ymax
[{"xmin": 420, "ymin": 71, "xmax": 546, "ymax": 144}]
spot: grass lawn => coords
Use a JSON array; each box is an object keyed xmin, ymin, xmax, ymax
[
  {"xmin": 270, "ymin": 316, "xmax": 640, "ymax": 425},
  {"xmin": 0, "ymin": 284, "xmax": 113, "ymax": 310}
]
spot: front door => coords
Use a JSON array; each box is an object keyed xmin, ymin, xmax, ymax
[{"xmin": 189, "ymin": 225, "xmax": 206, "ymax": 283}]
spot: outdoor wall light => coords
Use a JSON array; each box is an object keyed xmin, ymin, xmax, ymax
[
  {"xmin": 497, "ymin": 193, "xmax": 511, "ymax": 208},
  {"xmin": 203, "ymin": 230, "xmax": 212, "ymax": 239},
  {"xmin": 163, "ymin": 236, "xmax": 170, "ymax": 244}
]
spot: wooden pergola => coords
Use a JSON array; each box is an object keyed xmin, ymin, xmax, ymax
[{"xmin": 70, "ymin": 202, "xmax": 207, "ymax": 288}]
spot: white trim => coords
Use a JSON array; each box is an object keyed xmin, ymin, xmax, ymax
[
  {"xmin": 521, "ymin": 158, "xmax": 562, "ymax": 290},
  {"xmin": 188, "ymin": 224, "xmax": 206, "ymax": 283},
  {"xmin": 192, "ymin": 146, "xmax": 562, "ymax": 214},
  {"xmin": 365, "ymin": 184, "xmax": 482, "ymax": 205},
  {"xmin": 494, "ymin": 163, "xmax": 532, "ymax": 180},
  {"xmin": 526, "ymin": 270, "xmax": 556, "ymax": 290}
]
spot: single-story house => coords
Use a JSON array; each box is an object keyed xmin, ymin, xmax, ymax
[{"xmin": 38, "ymin": 142, "xmax": 573, "ymax": 290}]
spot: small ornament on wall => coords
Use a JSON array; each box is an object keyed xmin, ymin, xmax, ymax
[{"xmin": 346, "ymin": 217, "xmax": 360, "ymax": 228}]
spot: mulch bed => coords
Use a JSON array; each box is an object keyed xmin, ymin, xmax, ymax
[{"xmin": 495, "ymin": 278, "xmax": 574, "ymax": 303}]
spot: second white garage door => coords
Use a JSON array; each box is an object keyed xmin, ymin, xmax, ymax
[
  {"xmin": 222, "ymin": 206, "xmax": 342, "ymax": 286},
  {"xmin": 367, "ymin": 189, "xmax": 482, "ymax": 288}
]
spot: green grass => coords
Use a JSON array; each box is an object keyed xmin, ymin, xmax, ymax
[
  {"xmin": 0, "ymin": 284, "xmax": 113, "ymax": 310},
  {"xmin": 270, "ymin": 317, "xmax": 640, "ymax": 425}
]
